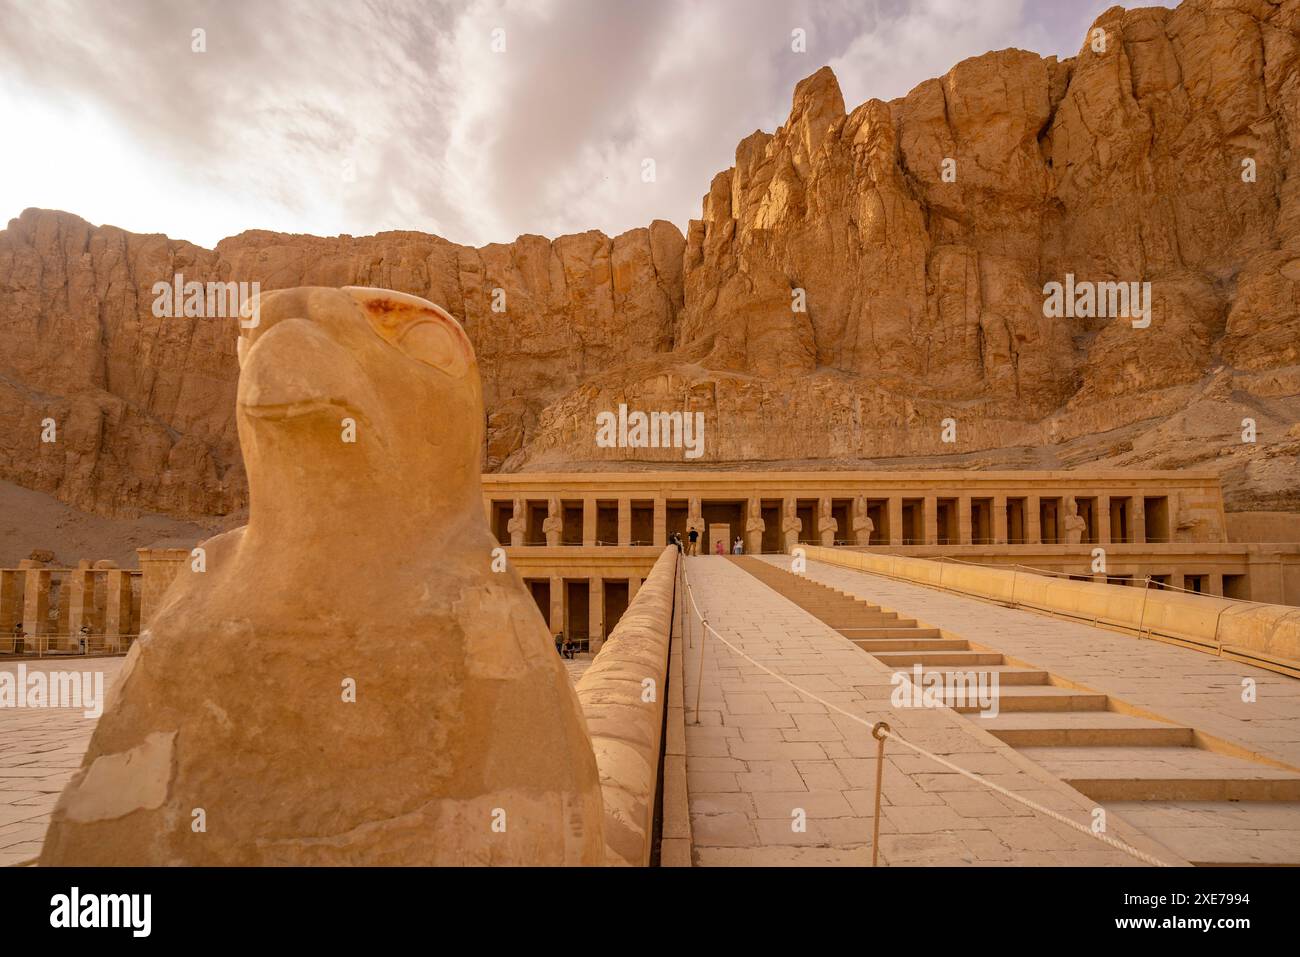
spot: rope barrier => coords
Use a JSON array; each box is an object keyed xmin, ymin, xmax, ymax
[{"xmin": 679, "ymin": 557, "xmax": 1173, "ymax": 868}]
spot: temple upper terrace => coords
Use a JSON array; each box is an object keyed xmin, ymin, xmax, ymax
[{"xmin": 482, "ymin": 468, "xmax": 1231, "ymax": 551}]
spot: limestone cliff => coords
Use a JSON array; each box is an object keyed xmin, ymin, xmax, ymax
[{"xmin": 1, "ymin": 0, "xmax": 1298, "ymax": 520}]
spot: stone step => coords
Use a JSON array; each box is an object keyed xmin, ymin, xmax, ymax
[
  {"xmin": 1102, "ymin": 801, "xmax": 1300, "ymax": 866},
  {"xmin": 795, "ymin": 600, "xmax": 889, "ymax": 608},
  {"xmin": 838, "ymin": 626, "xmax": 939, "ymax": 639},
  {"xmin": 1020, "ymin": 746, "xmax": 1300, "ymax": 801},
  {"xmin": 911, "ymin": 666, "xmax": 1050, "ymax": 686},
  {"xmin": 873, "ymin": 651, "xmax": 1006, "ymax": 667},
  {"xmin": 951, "ymin": 687, "xmax": 1109, "ymax": 713},
  {"xmin": 851, "ymin": 637, "xmax": 970, "ymax": 652},
  {"xmin": 981, "ymin": 711, "xmax": 1195, "ymax": 747},
  {"xmin": 825, "ymin": 616, "xmax": 918, "ymax": 627},
  {"xmin": 802, "ymin": 609, "xmax": 899, "ymax": 621}
]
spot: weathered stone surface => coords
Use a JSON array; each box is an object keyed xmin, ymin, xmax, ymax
[
  {"xmin": 1, "ymin": 0, "xmax": 1298, "ymax": 516},
  {"xmin": 38, "ymin": 288, "xmax": 605, "ymax": 865}
]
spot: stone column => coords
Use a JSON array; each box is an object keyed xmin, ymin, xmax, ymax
[
  {"xmin": 618, "ymin": 499, "xmax": 631, "ymax": 546},
  {"xmin": 589, "ymin": 577, "xmax": 604, "ymax": 654},
  {"xmin": 818, "ymin": 496, "xmax": 835, "ymax": 547},
  {"xmin": 137, "ymin": 547, "xmax": 189, "ymax": 629},
  {"xmin": 1209, "ymin": 572, "xmax": 1224, "ymax": 597},
  {"xmin": 23, "ymin": 568, "xmax": 52, "ymax": 638},
  {"xmin": 91, "ymin": 561, "xmax": 116, "ymax": 633},
  {"xmin": 653, "ymin": 497, "xmax": 667, "ymax": 547},
  {"xmin": 958, "ymin": 496, "xmax": 973, "ymax": 546},
  {"xmin": 103, "ymin": 570, "xmax": 133, "ymax": 647},
  {"xmin": 782, "ymin": 496, "xmax": 800, "ymax": 552},
  {"xmin": 992, "ymin": 495, "xmax": 1008, "ymax": 545},
  {"xmin": 923, "ymin": 494, "xmax": 938, "ymax": 545},
  {"xmin": 1133, "ymin": 499, "xmax": 1147, "ymax": 545},
  {"xmin": 582, "ymin": 498, "xmax": 597, "ymax": 547},
  {"xmin": 849, "ymin": 498, "xmax": 868, "ymax": 546},
  {"xmin": 66, "ymin": 563, "xmax": 96, "ymax": 637},
  {"xmin": 888, "ymin": 497, "xmax": 904, "ymax": 546},
  {"xmin": 549, "ymin": 575, "xmax": 565, "ymax": 638},
  {"xmin": 628, "ymin": 576, "xmax": 641, "ymax": 603},
  {"xmin": 0, "ymin": 569, "xmax": 24, "ymax": 636},
  {"xmin": 1026, "ymin": 495, "xmax": 1042, "ymax": 545},
  {"xmin": 745, "ymin": 499, "xmax": 764, "ymax": 555},
  {"xmin": 507, "ymin": 500, "xmax": 525, "ymax": 547},
  {"xmin": 1097, "ymin": 496, "xmax": 1112, "ymax": 545}
]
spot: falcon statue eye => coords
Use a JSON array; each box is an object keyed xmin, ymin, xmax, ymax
[
  {"xmin": 342, "ymin": 286, "xmax": 473, "ymax": 378},
  {"xmin": 398, "ymin": 320, "xmax": 467, "ymax": 377}
]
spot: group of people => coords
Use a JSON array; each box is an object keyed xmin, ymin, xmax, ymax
[
  {"xmin": 554, "ymin": 635, "xmax": 578, "ymax": 659},
  {"xmin": 669, "ymin": 530, "xmax": 745, "ymax": 556},
  {"xmin": 6, "ymin": 621, "xmax": 94, "ymax": 655}
]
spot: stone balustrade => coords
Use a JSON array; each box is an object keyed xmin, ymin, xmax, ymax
[
  {"xmin": 574, "ymin": 545, "xmax": 678, "ymax": 866},
  {"xmin": 802, "ymin": 546, "xmax": 1300, "ymax": 676}
]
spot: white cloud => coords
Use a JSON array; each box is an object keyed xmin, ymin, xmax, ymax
[{"xmin": 0, "ymin": 0, "xmax": 1144, "ymax": 249}]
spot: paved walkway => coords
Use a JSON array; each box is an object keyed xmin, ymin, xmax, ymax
[
  {"xmin": 0, "ymin": 657, "xmax": 124, "ymax": 866},
  {"xmin": 679, "ymin": 556, "xmax": 1176, "ymax": 865},
  {"xmin": 562, "ymin": 652, "xmax": 594, "ymax": 684}
]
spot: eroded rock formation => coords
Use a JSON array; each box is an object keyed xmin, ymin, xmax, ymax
[{"xmin": 2, "ymin": 0, "xmax": 1298, "ymax": 520}]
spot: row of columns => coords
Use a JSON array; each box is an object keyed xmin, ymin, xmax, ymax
[
  {"xmin": 502, "ymin": 497, "xmax": 665, "ymax": 547},
  {"xmin": 0, "ymin": 563, "xmax": 136, "ymax": 648},
  {"xmin": 541, "ymin": 574, "xmax": 641, "ymax": 654},
  {"xmin": 495, "ymin": 492, "xmax": 1154, "ymax": 549}
]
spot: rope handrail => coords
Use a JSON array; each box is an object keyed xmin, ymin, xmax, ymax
[{"xmin": 679, "ymin": 558, "xmax": 1173, "ymax": 867}]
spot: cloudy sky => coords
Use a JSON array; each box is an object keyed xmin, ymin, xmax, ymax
[{"xmin": 0, "ymin": 0, "xmax": 1145, "ymax": 249}]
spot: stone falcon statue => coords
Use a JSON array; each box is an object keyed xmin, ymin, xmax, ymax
[{"xmin": 39, "ymin": 287, "xmax": 605, "ymax": 866}]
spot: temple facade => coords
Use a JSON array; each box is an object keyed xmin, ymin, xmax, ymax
[
  {"xmin": 483, "ymin": 470, "xmax": 1300, "ymax": 651},
  {"xmin": 5, "ymin": 469, "xmax": 1298, "ymax": 658}
]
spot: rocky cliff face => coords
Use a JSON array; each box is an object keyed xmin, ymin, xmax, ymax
[{"xmin": 2, "ymin": 0, "xmax": 1298, "ymax": 520}]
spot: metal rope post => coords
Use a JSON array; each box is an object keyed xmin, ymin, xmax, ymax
[
  {"xmin": 692, "ymin": 601, "xmax": 709, "ymax": 725},
  {"xmin": 872, "ymin": 721, "xmax": 890, "ymax": 867},
  {"xmin": 1137, "ymin": 575, "xmax": 1151, "ymax": 639}
]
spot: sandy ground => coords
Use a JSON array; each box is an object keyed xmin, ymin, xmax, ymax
[{"xmin": 0, "ymin": 479, "xmax": 213, "ymax": 568}]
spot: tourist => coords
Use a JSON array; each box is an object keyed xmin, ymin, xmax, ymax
[
  {"xmin": 670, "ymin": 530, "xmax": 682, "ymax": 553},
  {"xmin": 714, "ymin": 540, "xmax": 724, "ymax": 555},
  {"xmin": 732, "ymin": 536, "xmax": 744, "ymax": 554},
  {"xmin": 687, "ymin": 528, "xmax": 698, "ymax": 555},
  {"xmin": 12, "ymin": 621, "xmax": 24, "ymax": 656}
]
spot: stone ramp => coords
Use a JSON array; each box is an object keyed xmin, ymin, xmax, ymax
[
  {"xmin": 681, "ymin": 556, "xmax": 1177, "ymax": 865},
  {"xmin": 748, "ymin": 555, "xmax": 1300, "ymax": 866}
]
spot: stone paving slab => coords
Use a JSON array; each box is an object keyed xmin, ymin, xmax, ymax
[
  {"xmin": 777, "ymin": 556, "xmax": 1300, "ymax": 769},
  {"xmin": 0, "ymin": 657, "xmax": 124, "ymax": 867},
  {"xmin": 680, "ymin": 556, "xmax": 1181, "ymax": 866},
  {"xmin": 1103, "ymin": 801, "xmax": 1300, "ymax": 865}
]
